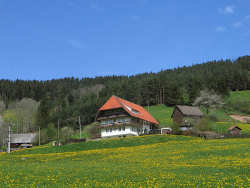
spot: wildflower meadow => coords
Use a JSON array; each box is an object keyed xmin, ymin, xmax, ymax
[{"xmin": 0, "ymin": 135, "xmax": 249, "ymax": 187}]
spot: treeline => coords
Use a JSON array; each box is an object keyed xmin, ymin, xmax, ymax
[{"xmin": 0, "ymin": 56, "xmax": 250, "ymax": 129}]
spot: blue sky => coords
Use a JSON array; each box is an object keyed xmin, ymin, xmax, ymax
[{"xmin": 0, "ymin": 0, "xmax": 250, "ymax": 80}]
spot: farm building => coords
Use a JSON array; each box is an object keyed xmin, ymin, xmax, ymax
[
  {"xmin": 96, "ymin": 96, "xmax": 159, "ymax": 138},
  {"xmin": 228, "ymin": 126, "xmax": 242, "ymax": 136},
  {"xmin": 10, "ymin": 133, "xmax": 37, "ymax": 150},
  {"xmin": 171, "ymin": 105, "xmax": 203, "ymax": 130}
]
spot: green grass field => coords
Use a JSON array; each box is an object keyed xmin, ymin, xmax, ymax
[
  {"xmin": 10, "ymin": 135, "xmax": 194, "ymax": 155},
  {"xmin": 0, "ymin": 135, "xmax": 249, "ymax": 187}
]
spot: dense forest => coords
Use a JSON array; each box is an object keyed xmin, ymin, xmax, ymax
[{"xmin": 0, "ymin": 56, "xmax": 250, "ymax": 130}]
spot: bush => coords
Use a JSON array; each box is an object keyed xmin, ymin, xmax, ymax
[
  {"xmin": 34, "ymin": 129, "xmax": 48, "ymax": 145},
  {"xmin": 171, "ymin": 123, "xmax": 182, "ymax": 135},
  {"xmin": 47, "ymin": 123, "xmax": 57, "ymax": 141},
  {"xmin": 183, "ymin": 130, "xmax": 192, "ymax": 136},
  {"xmin": 0, "ymin": 145, "xmax": 6, "ymax": 152},
  {"xmin": 194, "ymin": 117, "xmax": 214, "ymax": 132},
  {"xmin": 207, "ymin": 114, "xmax": 219, "ymax": 122},
  {"xmin": 88, "ymin": 122, "xmax": 101, "ymax": 139},
  {"xmin": 60, "ymin": 127, "xmax": 74, "ymax": 144}
]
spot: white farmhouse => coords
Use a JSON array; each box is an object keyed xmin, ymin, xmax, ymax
[{"xmin": 96, "ymin": 96, "xmax": 159, "ymax": 138}]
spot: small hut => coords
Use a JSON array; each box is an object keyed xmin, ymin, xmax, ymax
[
  {"xmin": 10, "ymin": 133, "xmax": 37, "ymax": 150},
  {"xmin": 228, "ymin": 126, "xmax": 242, "ymax": 136}
]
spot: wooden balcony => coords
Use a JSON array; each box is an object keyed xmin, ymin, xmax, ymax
[
  {"xmin": 100, "ymin": 121, "xmax": 143, "ymax": 128},
  {"xmin": 97, "ymin": 114, "xmax": 128, "ymax": 121}
]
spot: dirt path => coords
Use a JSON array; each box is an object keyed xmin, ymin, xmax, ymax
[{"xmin": 230, "ymin": 115, "xmax": 250, "ymax": 123}]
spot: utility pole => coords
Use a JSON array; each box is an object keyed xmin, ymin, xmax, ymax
[
  {"xmin": 160, "ymin": 88, "xmax": 162, "ymax": 104},
  {"xmin": 38, "ymin": 127, "xmax": 41, "ymax": 146},
  {"xmin": 163, "ymin": 87, "xmax": 165, "ymax": 104},
  {"xmin": 57, "ymin": 120, "xmax": 60, "ymax": 145},
  {"xmin": 147, "ymin": 101, "xmax": 150, "ymax": 112},
  {"xmin": 79, "ymin": 116, "xmax": 81, "ymax": 139},
  {"xmin": 8, "ymin": 126, "xmax": 10, "ymax": 153},
  {"xmin": 159, "ymin": 87, "xmax": 164, "ymax": 104}
]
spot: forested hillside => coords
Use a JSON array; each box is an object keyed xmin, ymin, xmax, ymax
[{"xmin": 0, "ymin": 56, "xmax": 250, "ymax": 129}]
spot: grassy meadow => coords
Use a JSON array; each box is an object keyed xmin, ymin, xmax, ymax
[{"xmin": 0, "ymin": 135, "xmax": 249, "ymax": 187}]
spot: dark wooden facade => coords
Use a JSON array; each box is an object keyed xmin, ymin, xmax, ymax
[
  {"xmin": 172, "ymin": 108, "xmax": 184, "ymax": 124},
  {"xmin": 96, "ymin": 108, "xmax": 129, "ymax": 121},
  {"xmin": 171, "ymin": 106, "xmax": 203, "ymax": 125}
]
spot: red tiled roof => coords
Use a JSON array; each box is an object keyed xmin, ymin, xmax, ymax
[{"xmin": 98, "ymin": 96, "xmax": 159, "ymax": 125}]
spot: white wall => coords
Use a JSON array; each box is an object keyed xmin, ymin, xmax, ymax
[
  {"xmin": 180, "ymin": 127, "xmax": 192, "ymax": 131},
  {"xmin": 101, "ymin": 126, "xmax": 138, "ymax": 138}
]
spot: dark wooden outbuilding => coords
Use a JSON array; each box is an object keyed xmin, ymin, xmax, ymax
[
  {"xmin": 228, "ymin": 126, "xmax": 242, "ymax": 136},
  {"xmin": 171, "ymin": 105, "xmax": 203, "ymax": 125}
]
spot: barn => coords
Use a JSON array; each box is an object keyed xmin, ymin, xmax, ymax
[{"xmin": 171, "ymin": 105, "xmax": 203, "ymax": 130}]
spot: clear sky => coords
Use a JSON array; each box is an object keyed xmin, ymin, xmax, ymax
[{"xmin": 0, "ymin": 0, "xmax": 250, "ymax": 80}]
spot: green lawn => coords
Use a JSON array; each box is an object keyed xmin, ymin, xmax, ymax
[{"xmin": 0, "ymin": 135, "xmax": 249, "ymax": 187}]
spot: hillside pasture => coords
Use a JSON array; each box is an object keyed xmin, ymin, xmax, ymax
[
  {"xmin": 226, "ymin": 90, "xmax": 250, "ymax": 115},
  {"xmin": 229, "ymin": 90, "xmax": 250, "ymax": 104},
  {"xmin": 146, "ymin": 104, "xmax": 174, "ymax": 127}
]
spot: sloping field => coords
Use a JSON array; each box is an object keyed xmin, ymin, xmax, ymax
[
  {"xmin": 0, "ymin": 135, "xmax": 249, "ymax": 187},
  {"xmin": 229, "ymin": 90, "xmax": 250, "ymax": 103},
  {"xmin": 146, "ymin": 104, "xmax": 174, "ymax": 127}
]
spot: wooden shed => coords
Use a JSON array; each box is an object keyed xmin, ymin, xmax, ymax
[
  {"xmin": 171, "ymin": 105, "xmax": 203, "ymax": 126},
  {"xmin": 228, "ymin": 126, "xmax": 242, "ymax": 136},
  {"xmin": 10, "ymin": 133, "xmax": 37, "ymax": 150}
]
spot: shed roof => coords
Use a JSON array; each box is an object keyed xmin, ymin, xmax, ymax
[
  {"xmin": 10, "ymin": 133, "xmax": 37, "ymax": 144},
  {"xmin": 228, "ymin": 126, "xmax": 242, "ymax": 131},
  {"xmin": 173, "ymin": 105, "xmax": 203, "ymax": 117},
  {"xmin": 97, "ymin": 95, "xmax": 159, "ymax": 125}
]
